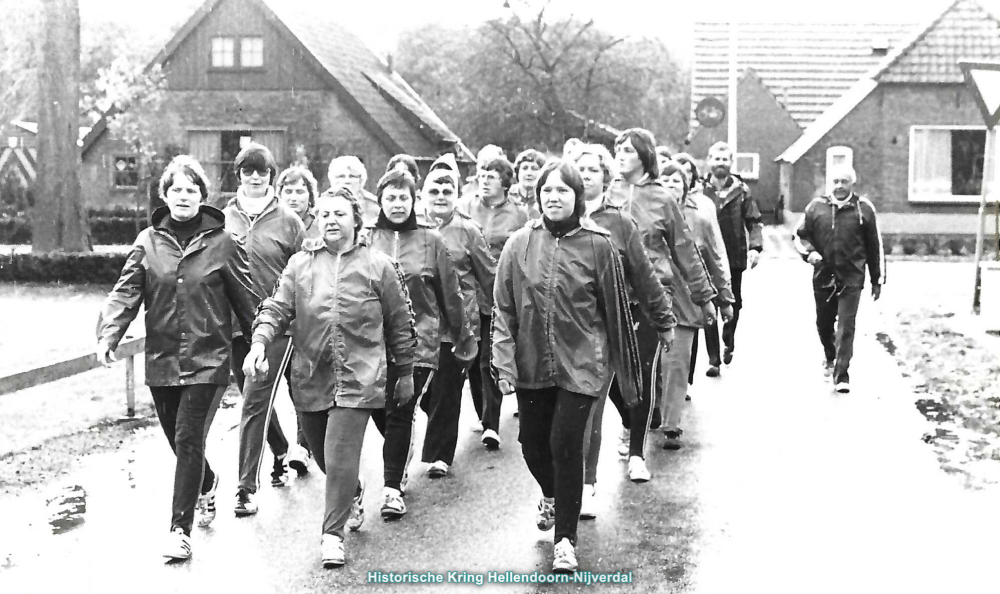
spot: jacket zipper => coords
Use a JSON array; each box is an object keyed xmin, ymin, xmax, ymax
[
  {"xmin": 331, "ymin": 253, "xmax": 342, "ymax": 393},
  {"xmin": 544, "ymin": 237, "xmax": 561, "ymax": 372},
  {"xmin": 393, "ymin": 231, "xmax": 399, "ymax": 260}
]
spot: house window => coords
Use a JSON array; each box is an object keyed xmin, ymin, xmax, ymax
[
  {"xmin": 113, "ymin": 156, "xmax": 139, "ymax": 189},
  {"xmin": 240, "ymin": 37, "xmax": 263, "ymax": 68},
  {"xmin": 825, "ymin": 146, "xmax": 854, "ymax": 191},
  {"xmin": 733, "ymin": 153, "xmax": 759, "ymax": 180},
  {"xmin": 909, "ymin": 126, "xmax": 994, "ymax": 202},
  {"xmin": 211, "ymin": 37, "xmax": 235, "ymax": 68}
]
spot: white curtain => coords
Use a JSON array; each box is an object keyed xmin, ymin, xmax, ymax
[{"xmin": 911, "ymin": 129, "xmax": 952, "ymax": 197}]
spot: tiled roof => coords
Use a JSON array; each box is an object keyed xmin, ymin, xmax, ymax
[
  {"xmin": 875, "ymin": 0, "xmax": 1000, "ymax": 83},
  {"xmin": 691, "ymin": 21, "xmax": 915, "ymax": 130}
]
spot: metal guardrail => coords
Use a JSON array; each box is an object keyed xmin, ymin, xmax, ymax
[{"xmin": 0, "ymin": 337, "xmax": 145, "ymax": 417}]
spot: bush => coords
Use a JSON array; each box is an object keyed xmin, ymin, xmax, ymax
[
  {"xmin": 0, "ymin": 252, "xmax": 128, "ymax": 283},
  {"xmin": 947, "ymin": 238, "xmax": 967, "ymax": 256},
  {"xmin": 901, "ymin": 236, "xmax": 920, "ymax": 255},
  {"xmin": 0, "ymin": 216, "xmax": 148, "ymax": 245},
  {"xmin": 924, "ymin": 235, "xmax": 942, "ymax": 256}
]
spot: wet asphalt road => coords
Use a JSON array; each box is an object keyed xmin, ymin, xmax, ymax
[{"xmin": 4, "ymin": 251, "xmax": 1000, "ymax": 593}]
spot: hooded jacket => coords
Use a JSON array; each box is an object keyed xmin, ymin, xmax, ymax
[
  {"xmin": 795, "ymin": 193, "xmax": 886, "ymax": 289},
  {"xmin": 701, "ymin": 174, "xmax": 764, "ymax": 272},
  {"xmin": 460, "ymin": 193, "xmax": 529, "ymax": 314},
  {"xmin": 98, "ymin": 206, "xmax": 261, "ymax": 386},
  {"xmin": 366, "ymin": 221, "xmax": 473, "ymax": 368},
  {"xmin": 251, "ymin": 238, "xmax": 417, "ymax": 411},
  {"xmin": 605, "ymin": 176, "xmax": 716, "ymax": 307},
  {"xmin": 673, "ymin": 191, "xmax": 735, "ymax": 328},
  {"xmin": 588, "ymin": 203, "xmax": 676, "ymax": 332},
  {"xmin": 492, "ymin": 218, "xmax": 642, "ymax": 406},
  {"xmin": 429, "ymin": 209, "xmax": 497, "ymax": 340},
  {"xmin": 222, "ymin": 191, "xmax": 306, "ymax": 300}
]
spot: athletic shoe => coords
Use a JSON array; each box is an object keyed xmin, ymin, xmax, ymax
[
  {"xmin": 196, "ymin": 472, "xmax": 219, "ymax": 528},
  {"xmin": 706, "ymin": 365, "xmax": 721, "ymax": 378},
  {"xmin": 685, "ymin": 394, "xmax": 692, "ymax": 402},
  {"xmin": 163, "ymin": 526, "xmax": 191, "ymax": 561},
  {"xmin": 380, "ymin": 487, "xmax": 406, "ymax": 520},
  {"xmin": 536, "ymin": 497, "xmax": 555, "ymax": 531},
  {"xmin": 287, "ymin": 445, "xmax": 310, "ymax": 477},
  {"xmin": 579, "ymin": 484, "xmax": 597, "ymax": 520},
  {"xmin": 426, "ymin": 460, "xmax": 449, "ymax": 478},
  {"xmin": 482, "ymin": 429, "xmax": 500, "ymax": 450},
  {"xmin": 472, "ymin": 419, "xmax": 484, "ymax": 433},
  {"xmin": 552, "ymin": 538, "xmax": 578, "ymax": 574},
  {"xmin": 270, "ymin": 455, "xmax": 288, "ymax": 488},
  {"xmin": 628, "ymin": 456, "xmax": 651, "ymax": 482},
  {"xmin": 346, "ymin": 479, "xmax": 365, "ymax": 532},
  {"xmin": 662, "ymin": 430, "xmax": 684, "ymax": 451},
  {"xmin": 723, "ymin": 348, "xmax": 734, "ymax": 365},
  {"xmin": 234, "ymin": 489, "xmax": 258, "ymax": 517},
  {"xmin": 823, "ymin": 359, "xmax": 835, "ymax": 377},
  {"xmin": 321, "ymin": 534, "xmax": 345, "ymax": 568},
  {"xmin": 835, "ymin": 381, "xmax": 851, "ymax": 394},
  {"xmin": 617, "ymin": 428, "xmax": 630, "ymax": 458}
]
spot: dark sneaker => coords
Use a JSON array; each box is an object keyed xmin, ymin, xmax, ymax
[
  {"xmin": 271, "ymin": 455, "xmax": 288, "ymax": 488},
  {"xmin": 536, "ymin": 497, "xmax": 555, "ymax": 531},
  {"xmin": 234, "ymin": 489, "xmax": 258, "ymax": 517},
  {"xmin": 482, "ymin": 429, "xmax": 500, "ymax": 450},
  {"xmin": 723, "ymin": 348, "xmax": 734, "ymax": 365},
  {"xmin": 663, "ymin": 430, "xmax": 684, "ymax": 451},
  {"xmin": 706, "ymin": 366, "xmax": 721, "ymax": 378},
  {"xmin": 287, "ymin": 445, "xmax": 310, "ymax": 477}
]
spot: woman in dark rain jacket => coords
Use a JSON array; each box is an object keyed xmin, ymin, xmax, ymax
[
  {"xmin": 243, "ymin": 187, "xmax": 417, "ymax": 569},
  {"xmin": 492, "ymin": 159, "xmax": 641, "ymax": 575},
  {"xmin": 97, "ymin": 156, "xmax": 260, "ymax": 562},
  {"xmin": 365, "ymin": 169, "xmax": 476, "ymax": 520}
]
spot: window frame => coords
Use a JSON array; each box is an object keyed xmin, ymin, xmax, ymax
[
  {"xmin": 210, "ymin": 36, "xmax": 236, "ymax": 69},
  {"xmin": 239, "ymin": 36, "xmax": 264, "ymax": 69},
  {"xmin": 209, "ymin": 35, "xmax": 264, "ymax": 71},
  {"xmin": 111, "ymin": 154, "xmax": 139, "ymax": 191},
  {"xmin": 908, "ymin": 125, "xmax": 996, "ymax": 204},
  {"xmin": 733, "ymin": 152, "xmax": 760, "ymax": 180}
]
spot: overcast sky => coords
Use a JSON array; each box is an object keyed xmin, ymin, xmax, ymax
[{"xmin": 77, "ymin": 0, "xmax": 954, "ymax": 65}]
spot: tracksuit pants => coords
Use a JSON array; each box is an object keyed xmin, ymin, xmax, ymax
[
  {"xmin": 371, "ymin": 366, "xmax": 433, "ymax": 491},
  {"xmin": 814, "ymin": 284, "xmax": 862, "ymax": 385},
  {"xmin": 659, "ymin": 327, "xmax": 697, "ymax": 433},
  {"xmin": 704, "ymin": 268, "xmax": 744, "ymax": 365},
  {"xmin": 470, "ymin": 314, "xmax": 504, "ymax": 431},
  {"xmin": 421, "ymin": 343, "xmax": 469, "ymax": 465}
]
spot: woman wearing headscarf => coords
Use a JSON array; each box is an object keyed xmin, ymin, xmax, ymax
[
  {"xmin": 605, "ymin": 129, "xmax": 716, "ymax": 482},
  {"xmin": 659, "ymin": 159, "xmax": 734, "ymax": 450},
  {"xmin": 417, "ymin": 154, "xmax": 497, "ymax": 478},
  {"xmin": 243, "ymin": 187, "xmax": 417, "ymax": 569},
  {"xmin": 223, "ymin": 143, "xmax": 305, "ymax": 515},
  {"xmin": 572, "ymin": 144, "xmax": 676, "ymax": 518},
  {"xmin": 509, "ymin": 149, "xmax": 546, "ymax": 217},
  {"xmin": 365, "ymin": 169, "xmax": 476, "ymax": 520},
  {"xmin": 459, "ymin": 157, "xmax": 528, "ymax": 450},
  {"xmin": 97, "ymin": 156, "xmax": 260, "ymax": 561},
  {"xmin": 493, "ymin": 159, "xmax": 641, "ymax": 574}
]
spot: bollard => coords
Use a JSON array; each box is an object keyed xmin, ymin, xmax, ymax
[{"xmin": 125, "ymin": 355, "xmax": 136, "ymax": 418}]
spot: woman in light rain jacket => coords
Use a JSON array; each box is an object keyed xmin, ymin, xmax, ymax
[
  {"xmin": 605, "ymin": 128, "xmax": 717, "ymax": 482},
  {"xmin": 417, "ymin": 154, "xmax": 497, "ymax": 478},
  {"xmin": 572, "ymin": 143, "xmax": 676, "ymax": 519},
  {"xmin": 365, "ymin": 169, "xmax": 476, "ymax": 520},
  {"xmin": 97, "ymin": 156, "xmax": 260, "ymax": 562},
  {"xmin": 492, "ymin": 159, "xmax": 641, "ymax": 575},
  {"xmin": 243, "ymin": 187, "xmax": 417, "ymax": 569}
]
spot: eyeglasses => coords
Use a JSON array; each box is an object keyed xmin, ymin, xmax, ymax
[{"xmin": 240, "ymin": 165, "xmax": 269, "ymax": 177}]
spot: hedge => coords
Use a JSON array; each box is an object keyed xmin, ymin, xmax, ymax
[
  {"xmin": 0, "ymin": 252, "xmax": 129, "ymax": 283},
  {"xmin": 0, "ymin": 216, "xmax": 148, "ymax": 245}
]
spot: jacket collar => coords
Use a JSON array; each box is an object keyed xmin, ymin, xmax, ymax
[
  {"xmin": 527, "ymin": 216, "xmax": 608, "ymax": 238},
  {"xmin": 302, "ymin": 236, "xmax": 366, "ymax": 255},
  {"xmin": 227, "ymin": 188, "xmax": 279, "ymax": 219},
  {"xmin": 151, "ymin": 204, "xmax": 226, "ymax": 232},
  {"xmin": 821, "ymin": 192, "xmax": 859, "ymax": 210}
]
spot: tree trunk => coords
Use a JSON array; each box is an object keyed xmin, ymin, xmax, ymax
[{"xmin": 33, "ymin": 0, "xmax": 89, "ymax": 253}]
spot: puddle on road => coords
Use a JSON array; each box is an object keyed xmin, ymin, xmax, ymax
[
  {"xmin": 47, "ymin": 484, "xmax": 87, "ymax": 534},
  {"xmin": 875, "ymin": 332, "xmax": 897, "ymax": 355},
  {"xmin": 915, "ymin": 398, "xmax": 955, "ymax": 424}
]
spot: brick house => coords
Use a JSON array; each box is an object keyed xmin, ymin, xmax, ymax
[
  {"xmin": 82, "ymin": 0, "xmax": 472, "ymax": 208},
  {"xmin": 689, "ymin": 20, "xmax": 914, "ymax": 221},
  {"xmin": 776, "ymin": 0, "xmax": 1000, "ymax": 235}
]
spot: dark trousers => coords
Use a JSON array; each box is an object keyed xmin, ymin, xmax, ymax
[
  {"xmin": 150, "ymin": 384, "xmax": 224, "ymax": 535},
  {"xmin": 814, "ymin": 284, "xmax": 862, "ymax": 385},
  {"xmin": 299, "ymin": 406, "xmax": 371, "ymax": 538},
  {"xmin": 421, "ymin": 343, "xmax": 468, "ymax": 465},
  {"xmin": 611, "ymin": 309, "xmax": 660, "ymax": 457},
  {"xmin": 516, "ymin": 387, "xmax": 595, "ymax": 547},
  {"xmin": 689, "ymin": 332, "xmax": 699, "ymax": 385},
  {"xmin": 470, "ymin": 313, "xmax": 504, "ymax": 431},
  {"xmin": 371, "ymin": 366, "xmax": 433, "ymax": 491},
  {"xmin": 232, "ymin": 335, "xmax": 290, "ymax": 493},
  {"xmin": 704, "ymin": 268, "xmax": 744, "ymax": 364}
]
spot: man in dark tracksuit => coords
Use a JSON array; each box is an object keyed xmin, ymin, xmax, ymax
[
  {"xmin": 701, "ymin": 142, "xmax": 763, "ymax": 375},
  {"xmin": 795, "ymin": 166, "xmax": 885, "ymax": 393}
]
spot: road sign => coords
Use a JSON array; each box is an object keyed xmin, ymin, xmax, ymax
[
  {"xmin": 695, "ymin": 97, "xmax": 726, "ymax": 129},
  {"xmin": 960, "ymin": 60, "xmax": 1000, "ymax": 130}
]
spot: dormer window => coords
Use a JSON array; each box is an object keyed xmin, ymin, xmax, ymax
[
  {"xmin": 211, "ymin": 37, "xmax": 235, "ymax": 68},
  {"xmin": 210, "ymin": 36, "xmax": 263, "ymax": 70},
  {"xmin": 871, "ymin": 37, "xmax": 890, "ymax": 57}
]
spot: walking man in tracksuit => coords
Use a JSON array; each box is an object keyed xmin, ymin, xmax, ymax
[{"xmin": 795, "ymin": 165, "xmax": 885, "ymax": 393}]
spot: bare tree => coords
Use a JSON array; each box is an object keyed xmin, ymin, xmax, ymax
[{"xmin": 34, "ymin": 0, "xmax": 89, "ymax": 253}]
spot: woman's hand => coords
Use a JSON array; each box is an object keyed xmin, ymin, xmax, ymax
[
  {"xmin": 96, "ymin": 340, "xmax": 117, "ymax": 367},
  {"xmin": 395, "ymin": 374, "xmax": 414, "ymax": 405},
  {"xmin": 453, "ymin": 336, "xmax": 477, "ymax": 365},
  {"xmin": 498, "ymin": 379, "xmax": 516, "ymax": 396},
  {"xmin": 658, "ymin": 328, "xmax": 675, "ymax": 353},
  {"xmin": 700, "ymin": 302, "xmax": 716, "ymax": 327},
  {"xmin": 720, "ymin": 303, "xmax": 734, "ymax": 323},
  {"xmin": 242, "ymin": 342, "xmax": 269, "ymax": 383}
]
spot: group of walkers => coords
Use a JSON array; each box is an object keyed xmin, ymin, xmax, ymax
[{"xmin": 95, "ymin": 123, "xmax": 883, "ymax": 575}]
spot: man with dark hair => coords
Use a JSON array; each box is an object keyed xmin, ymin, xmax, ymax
[{"xmin": 700, "ymin": 142, "xmax": 763, "ymax": 376}]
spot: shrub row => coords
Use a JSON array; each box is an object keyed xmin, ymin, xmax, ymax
[
  {"xmin": 0, "ymin": 252, "xmax": 128, "ymax": 284},
  {"xmin": 0, "ymin": 216, "xmax": 148, "ymax": 245},
  {"xmin": 881, "ymin": 233, "xmax": 999, "ymax": 257}
]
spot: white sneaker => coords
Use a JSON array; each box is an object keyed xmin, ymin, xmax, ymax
[
  {"xmin": 163, "ymin": 526, "xmax": 191, "ymax": 561},
  {"xmin": 472, "ymin": 419, "xmax": 484, "ymax": 433},
  {"xmin": 321, "ymin": 534, "xmax": 345, "ymax": 568},
  {"xmin": 628, "ymin": 456, "xmax": 651, "ymax": 483},
  {"xmin": 482, "ymin": 429, "xmax": 501, "ymax": 450},
  {"xmin": 287, "ymin": 445, "xmax": 310, "ymax": 477},
  {"xmin": 426, "ymin": 460, "xmax": 449, "ymax": 478},
  {"xmin": 835, "ymin": 381, "xmax": 851, "ymax": 394},
  {"xmin": 196, "ymin": 472, "xmax": 219, "ymax": 528},
  {"xmin": 380, "ymin": 487, "xmax": 406, "ymax": 520},
  {"xmin": 552, "ymin": 538, "xmax": 578, "ymax": 574},
  {"xmin": 579, "ymin": 484, "xmax": 597, "ymax": 520},
  {"xmin": 536, "ymin": 497, "xmax": 555, "ymax": 531},
  {"xmin": 617, "ymin": 428, "xmax": 630, "ymax": 458},
  {"xmin": 346, "ymin": 478, "xmax": 365, "ymax": 532}
]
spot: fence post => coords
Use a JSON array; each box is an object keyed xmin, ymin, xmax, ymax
[{"xmin": 125, "ymin": 355, "xmax": 135, "ymax": 418}]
